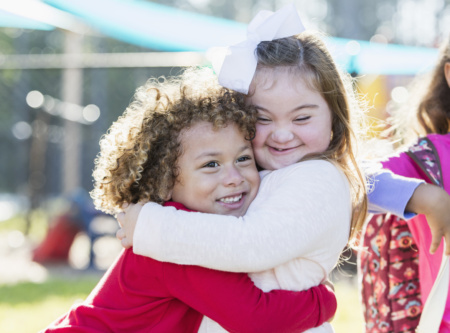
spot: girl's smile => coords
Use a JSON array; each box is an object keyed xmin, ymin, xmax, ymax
[
  {"xmin": 268, "ymin": 145, "xmax": 302, "ymax": 153},
  {"xmin": 249, "ymin": 69, "xmax": 333, "ymax": 170}
]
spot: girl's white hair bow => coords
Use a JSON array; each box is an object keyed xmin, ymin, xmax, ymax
[{"xmin": 213, "ymin": 3, "xmax": 305, "ymax": 94}]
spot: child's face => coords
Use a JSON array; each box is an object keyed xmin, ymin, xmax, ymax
[
  {"xmin": 248, "ymin": 71, "xmax": 332, "ymax": 170},
  {"xmin": 171, "ymin": 121, "xmax": 260, "ymax": 217}
]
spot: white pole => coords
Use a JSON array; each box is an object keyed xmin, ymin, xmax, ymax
[{"xmin": 62, "ymin": 31, "xmax": 83, "ymax": 194}]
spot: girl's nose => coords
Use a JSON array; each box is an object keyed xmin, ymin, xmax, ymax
[{"xmin": 271, "ymin": 128, "xmax": 294, "ymax": 143}]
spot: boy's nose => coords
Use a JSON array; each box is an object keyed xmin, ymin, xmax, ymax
[
  {"xmin": 224, "ymin": 166, "xmax": 245, "ymax": 186},
  {"xmin": 271, "ymin": 128, "xmax": 294, "ymax": 143}
]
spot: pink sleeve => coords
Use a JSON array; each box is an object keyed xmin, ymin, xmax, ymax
[
  {"xmin": 381, "ymin": 152, "xmax": 426, "ymax": 180},
  {"xmin": 163, "ymin": 263, "xmax": 336, "ymax": 333}
]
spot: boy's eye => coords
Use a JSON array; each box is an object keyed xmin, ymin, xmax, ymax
[
  {"xmin": 203, "ymin": 161, "xmax": 219, "ymax": 168},
  {"xmin": 257, "ymin": 117, "xmax": 271, "ymax": 123},
  {"xmin": 237, "ymin": 155, "xmax": 252, "ymax": 163}
]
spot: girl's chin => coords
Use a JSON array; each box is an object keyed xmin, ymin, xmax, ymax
[
  {"xmin": 266, "ymin": 157, "xmax": 300, "ymax": 170},
  {"xmin": 255, "ymin": 150, "xmax": 304, "ymax": 170}
]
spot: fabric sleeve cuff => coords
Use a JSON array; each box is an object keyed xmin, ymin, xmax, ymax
[
  {"xmin": 133, "ymin": 202, "xmax": 164, "ymax": 258},
  {"xmin": 394, "ymin": 179, "xmax": 423, "ymax": 220},
  {"xmin": 368, "ymin": 171, "xmax": 424, "ymax": 219}
]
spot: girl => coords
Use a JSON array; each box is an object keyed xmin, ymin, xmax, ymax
[
  {"xmin": 117, "ymin": 8, "xmax": 364, "ymax": 333},
  {"xmin": 41, "ymin": 68, "xmax": 336, "ymax": 332},
  {"xmin": 361, "ymin": 35, "xmax": 450, "ymax": 332},
  {"xmin": 116, "ymin": 5, "xmax": 450, "ymax": 332}
]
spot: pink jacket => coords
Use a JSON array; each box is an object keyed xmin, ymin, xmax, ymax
[{"xmin": 381, "ymin": 133, "xmax": 450, "ymax": 332}]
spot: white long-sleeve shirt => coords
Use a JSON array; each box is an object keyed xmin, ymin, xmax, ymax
[{"xmin": 133, "ymin": 160, "xmax": 351, "ymax": 332}]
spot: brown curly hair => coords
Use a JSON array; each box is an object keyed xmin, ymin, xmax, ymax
[{"xmin": 91, "ymin": 67, "xmax": 257, "ymax": 215}]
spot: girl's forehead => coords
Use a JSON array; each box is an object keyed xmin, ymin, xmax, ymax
[{"xmin": 250, "ymin": 67, "xmax": 316, "ymax": 93}]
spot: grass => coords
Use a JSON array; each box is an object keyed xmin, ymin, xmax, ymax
[
  {"xmin": 0, "ymin": 274, "xmax": 364, "ymax": 333},
  {"xmin": 0, "ymin": 276, "xmax": 101, "ymax": 333},
  {"xmin": 0, "ymin": 209, "xmax": 49, "ymax": 243},
  {"xmin": 333, "ymin": 278, "xmax": 365, "ymax": 332}
]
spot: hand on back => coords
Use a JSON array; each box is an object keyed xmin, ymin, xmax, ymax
[{"xmin": 116, "ymin": 202, "xmax": 144, "ymax": 248}]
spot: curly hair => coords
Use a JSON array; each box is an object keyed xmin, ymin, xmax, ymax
[
  {"xmin": 251, "ymin": 31, "xmax": 368, "ymax": 244},
  {"xmin": 91, "ymin": 67, "xmax": 257, "ymax": 215}
]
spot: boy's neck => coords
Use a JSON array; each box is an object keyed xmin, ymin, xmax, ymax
[{"xmin": 163, "ymin": 201, "xmax": 195, "ymax": 212}]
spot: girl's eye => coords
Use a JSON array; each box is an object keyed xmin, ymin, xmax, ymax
[
  {"xmin": 295, "ymin": 116, "xmax": 311, "ymax": 122},
  {"xmin": 203, "ymin": 161, "xmax": 219, "ymax": 168}
]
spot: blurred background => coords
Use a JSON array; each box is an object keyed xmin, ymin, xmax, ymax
[{"xmin": 0, "ymin": 0, "xmax": 449, "ymax": 332}]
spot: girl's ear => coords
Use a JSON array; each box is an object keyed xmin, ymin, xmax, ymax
[{"xmin": 445, "ymin": 62, "xmax": 450, "ymax": 88}]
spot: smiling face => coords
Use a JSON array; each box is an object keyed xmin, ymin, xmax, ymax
[
  {"xmin": 248, "ymin": 70, "xmax": 333, "ymax": 170},
  {"xmin": 170, "ymin": 121, "xmax": 260, "ymax": 217}
]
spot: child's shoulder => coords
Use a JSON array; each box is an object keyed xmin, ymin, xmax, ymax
[
  {"xmin": 427, "ymin": 133, "xmax": 450, "ymax": 144},
  {"xmin": 258, "ymin": 160, "xmax": 350, "ymax": 204},
  {"xmin": 425, "ymin": 133, "xmax": 450, "ymax": 162},
  {"xmin": 283, "ymin": 159, "xmax": 340, "ymax": 173},
  {"xmin": 267, "ymin": 159, "xmax": 344, "ymax": 182}
]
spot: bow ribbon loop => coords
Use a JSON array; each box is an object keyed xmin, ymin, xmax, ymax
[
  {"xmin": 246, "ymin": 31, "xmax": 262, "ymax": 46},
  {"xmin": 213, "ymin": 3, "xmax": 305, "ymax": 94}
]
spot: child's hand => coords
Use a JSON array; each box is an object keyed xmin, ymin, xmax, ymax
[
  {"xmin": 406, "ymin": 183, "xmax": 450, "ymax": 255},
  {"xmin": 116, "ymin": 203, "xmax": 144, "ymax": 249}
]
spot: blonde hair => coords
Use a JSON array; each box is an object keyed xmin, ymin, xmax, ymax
[
  {"xmin": 91, "ymin": 67, "xmax": 257, "ymax": 215},
  {"xmin": 251, "ymin": 31, "xmax": 368, "ymax": 243}
]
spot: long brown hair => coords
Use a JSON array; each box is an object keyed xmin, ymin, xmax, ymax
[
  {"xmin": 251, "ymin": 31, "xmax": 368, "ymax": 243},
  {"xmin": 388, "ymin": 36, "xmax": 450, "ymax": 146},
  {"xmin": 417, "ymin": 37, "xmax": 450, "ymax": 134}
]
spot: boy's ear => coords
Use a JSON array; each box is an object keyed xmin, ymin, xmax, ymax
[
  {"xmin": 164, "ymin": 190, "xmax": 173, "ymax": 201},
  {"xmin": 445, "ymin": 62, "xmax": 450, "ymax": 88}
]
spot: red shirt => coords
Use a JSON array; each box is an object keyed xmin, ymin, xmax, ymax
[{"xmin": 42, "ymin": 202, "xmax": 336, "ymax": 333}]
